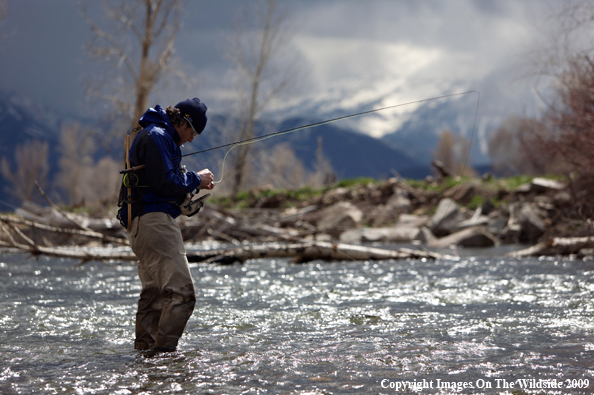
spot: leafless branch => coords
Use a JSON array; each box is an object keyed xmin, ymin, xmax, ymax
[
  {"xmin": 226, "ymin": 0, "xmax": 301, "ymax": 196},
  {"xmin": 0, "ymin": 214, "xmax": 128, "ymax": 246},
  {"xmin": 81, "ymin": 0, "xmax": 182, "ymax": 130}
]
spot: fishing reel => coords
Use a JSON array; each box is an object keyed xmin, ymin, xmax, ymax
[
  {"xmin": 122, "ymin": 172, "xmax": 140, "ymax": 188},
  {"xmin": 180, "ymin": 191, "xmax": 210, "ymax": 217},
  {"xmin": 177, "ymin": 165, "xmax": 209, "ymax": 216}
]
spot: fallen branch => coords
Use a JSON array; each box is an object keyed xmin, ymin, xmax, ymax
[
  {"xmin": 5, "ymin": 220, "xmax": 36, "ymax": 246},
  {"xmin": 188, "ymin": 241, "xmax": 451, "ymax": 264},
  {"xmin": 0, "ymin": 239, "xmax": 137, "ymax": 262},
  {"xmin": 0, "ymin": 240, "xmax": 451, "ymax": 265},
  {"xmin": 506, "ymin": 236, "xmax": 594, "ymax": 258},
  {"xmin": 0, "ymin": 214, "xmax": 128, "ymax": 245},
  {"xmin": 35, "ymin": 181, "xmax": 95, "ymax": 232}
]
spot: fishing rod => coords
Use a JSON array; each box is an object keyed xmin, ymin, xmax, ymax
[
  {"xmin": 182, "ymin": 90, "xmax": 478, "ymax": 158},
  {"xmin": 120, "ymin": 90, "xmax": 477, "ymax": 175}
]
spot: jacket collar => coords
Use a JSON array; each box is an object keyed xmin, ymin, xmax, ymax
[{"xmin": 138, "ymin": 105, "xmax": 181, "ymax": 143}]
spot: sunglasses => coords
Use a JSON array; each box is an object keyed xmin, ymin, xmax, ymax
[{"xmin": 184, "ymin": 115, "xmax": 200, "ymax": 138}]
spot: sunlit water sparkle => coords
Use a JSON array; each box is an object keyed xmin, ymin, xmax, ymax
[{"xmin": 1, "ymin": 249, "xmax": 594, "ymax": 394}]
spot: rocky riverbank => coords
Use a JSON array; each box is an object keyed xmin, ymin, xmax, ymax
[
  {"xmin": 178, "ymin": 175, "xmax": 590, "ymax": 257},
  {"xmin": 3, "ymin": 175, "xmax": 593, "ymax": 259}
]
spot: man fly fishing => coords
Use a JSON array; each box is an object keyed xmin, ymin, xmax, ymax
[
  {"xmin": 117, "ymin": 97, "xmax": 214, "ymax": 352},
  {"xmin": 114, "ymin": 89, "xmax": 478, "ymax": 353}
]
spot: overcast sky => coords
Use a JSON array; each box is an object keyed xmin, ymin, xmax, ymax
[{"xmin": 0, "ymin": 0, "xmax": 560, "ymax": 137}]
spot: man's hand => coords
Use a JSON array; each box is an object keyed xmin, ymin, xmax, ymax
[{"xmin": 197, "ymin": 169, "xmax": 215, "ymax": 190}]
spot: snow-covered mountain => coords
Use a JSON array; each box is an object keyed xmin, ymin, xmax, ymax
[
  {"xmin": 381, "ymin": 93, "xmax": 495, "ymax": 166},
  {"xmin": 265, "ymin": 72, "xmax": 540, "ymax": 170},
  {"xmin": 1, "ymin": 81, "xmax": 530, "ymax": 207}
]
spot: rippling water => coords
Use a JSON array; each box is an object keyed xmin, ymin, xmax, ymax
[{"xmin": 1, "ymin": 246, "xmax": 594, "ymax": 394}]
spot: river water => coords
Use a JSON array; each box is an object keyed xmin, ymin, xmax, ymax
[{"xmin": 1, "ymin": 245, "xmax": 594, "ymax": 394}]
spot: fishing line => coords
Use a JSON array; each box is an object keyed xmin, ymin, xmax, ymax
[
  {"xmin": 119, "ymin": 90, "xmax": 480, "ymax": 261},
  {"xmin": 0, "ymin": 198, "xmax": 20, "ymax": 211},
  {"xmin": 213, "ymin": 90, "xmax": 480, "ymax": 262},
  {"xmin": 183, "ymin": 90, "xmax": 478, "ymax": 185},
  {"xmin": 331, "ymin": 90, "xmax": 480, "ymax": 261},
  {"xmin": 417, "ymin": 89, "xmax": 481, "ymax": 256},
  {"xmin": 459, "ymin": 91, "xmax": 481, "ymax": 183},
  {"xmin": 172, "ymin": 90, "xmax": 480, "ymax": 263}
]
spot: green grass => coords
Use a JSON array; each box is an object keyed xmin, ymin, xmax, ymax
[
  {"xmin": 467, "ymin": 195, "xmax": 485, "ymax": 210},
  {"xmin": 199, "ymin": 174, "xmax": 569, "ymax": 211},
  {"xmin": 407, "ymin": 176, "xmax": 474, "ymax": 193},
  {"xmin": 212, "ymin": 178, "xmax": 385, "ymax": 210},
  {"xmin": 283, "ymin": 185, "xmax": 325, "ymax": 200},
  {"xmin": 335, "ymin": 177, "xmax": 378, "ymax": 189},
  {"xmin": 210, "ymin": 184, "xmax": 327, "ymax": 210},
  {"xmin": 497, "ymin": 175, "xmax": 534, "ymax": 190}
]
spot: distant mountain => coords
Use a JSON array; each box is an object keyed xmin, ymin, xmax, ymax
[
  {"xmin": 266, "ymin": 118, "xmax": 431, "ymax": 179},
  {"xmin": 180, "ymin": 115, "xmax": 432, "ymax": 181},
  {"xmin": 264, "ymin": 91, "xmax": 499, "ymax": 178},
  {"xmin": 380, "ymin": 93, "xmax": 493, "ymax": 168},
  {"xmin": 0, "ymin": 90, "xmax": 504, "ymax": 208},
  {"xmin": 272, "ymin": 87, "xmax": 511, "ymax": 173}
]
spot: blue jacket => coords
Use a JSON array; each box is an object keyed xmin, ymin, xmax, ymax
[{"xmin": 118, "ymin": 105, "xmax": 202, "ymax": 228}]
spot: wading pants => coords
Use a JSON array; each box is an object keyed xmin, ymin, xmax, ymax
[{"xmin": 127, "ymin": 212, "xmax": 196, "ymax": 351}]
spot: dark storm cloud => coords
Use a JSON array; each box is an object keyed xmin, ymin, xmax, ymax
[
  {"xmin": 0, "ymin": 0, "xmax": 90, "ymax": 111},
  {"xmin": 0, "ymin": 0, "xmax": 562, "ymax": 130}
]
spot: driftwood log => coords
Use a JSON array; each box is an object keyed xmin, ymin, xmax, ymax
[
  {"xmin": 506, "ymin": 236, "xmax": 594, "ymax": 258},
  {"xmin": 0, "ymin": 240, "xmax": 135, "ymax": 265},
  {"xmin": 3, "ymin": 175, "xmax": 590, "ymax": 264},
  {"xmin": 0, "ymin": 214, "xmax": 128, "ymax": 245},
  {"xmin": 0, "ymin": 236, "xmax": 449, "ymax": 265},
  {"xmin": 0, "ymin": 207, "xmax": 451, "ymax": 264},
  {"xmin": 189, "ymin": 241, "xmax": 449, "ymax": 264}
]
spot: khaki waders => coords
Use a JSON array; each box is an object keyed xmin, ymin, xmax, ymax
[{"xmin": 127, "ymin": 212, "xmax": 196, "ymax": 351}]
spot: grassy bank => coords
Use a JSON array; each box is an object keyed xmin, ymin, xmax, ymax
[{"xmin": 211, "ymin": 175, "xmax": 555, "ymax": 212}]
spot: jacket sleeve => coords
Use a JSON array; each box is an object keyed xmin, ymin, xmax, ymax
[{"xmin": 143, "ymin": 131, "xmax": 201, "ymax": 197}]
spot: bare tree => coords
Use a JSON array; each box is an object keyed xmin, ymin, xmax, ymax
[
  {"xmin": 510, "ymin": 1, "xmax": 594, "ymax": 224},
  {"xmin": 527, "ymin": 1, "xmax": 594, "ymax": 79},
  {"xmin": 488, "ymin": 116, "xmax": 551, "ymax": 176},
  {"xmin": 255, "ymin": 144, "xmax": 306, "ymax": 189},
  {"xmin": 226, "ymin": 0, "xmax": 299, "ymax": 197},
  {"xmin": 432, "ymin": 130, "xmax": 476, "ymax": 178},
  {"xmin": 307, "ymin": 137, "xmax": 335, "ymax": 187},
  {"xmin": 0, "ymin": 140, "xmax": 49, "ymax": 203},
  {"xmin": 80, "ymin": 156, "xmax": 122, "ymax": 208},
  {"xmin": 56, "ymin": 123, "xmax": 96, "ymax": 206},
  {"xmin": 55, "ymin": 122, "xmax": 122, "ymax": 209},
  {"xmin": 525, "ymin": 1, "xmax": 594, "ymax": 179},
  {"xmin": 545, "ymin": 56, "xmax": 594, "ymax": 176},
  {"xmin": 82, "ymin": 0, "xmax": 184, "ymax": 152}
]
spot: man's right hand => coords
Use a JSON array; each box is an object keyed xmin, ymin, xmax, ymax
[{"xmin": 197, "ymin": 169, "xmax": 214, "ymax": 190}]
